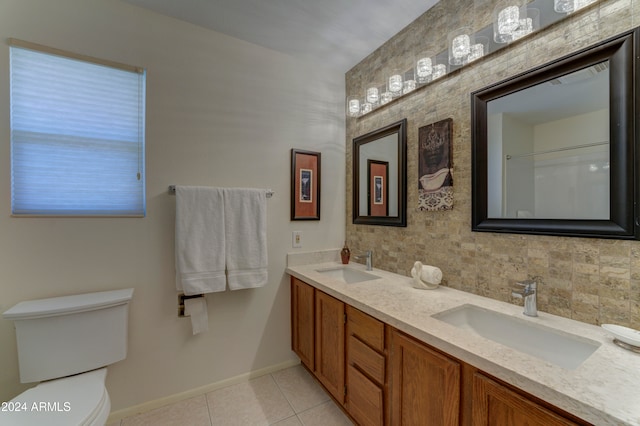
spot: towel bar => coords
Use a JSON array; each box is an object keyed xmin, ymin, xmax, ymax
[{"xmin": 168, "ymin": 185, "xmax": 273, "ymax": 198}]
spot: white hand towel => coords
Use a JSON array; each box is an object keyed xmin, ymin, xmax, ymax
[
  {"xmin": 420, "ymin": 265, "xmax": 442, "ymax": 285},
  {"xmin": 175, "ymin": 186, "xmax": 227, "ymax": 295},
  {"xmin": 411, "ymin": 261, "xmax": 441, "ymax": 290},
  {"xmin": 223, "ymin": 188, "xmax": 268, "ymax": 290}
]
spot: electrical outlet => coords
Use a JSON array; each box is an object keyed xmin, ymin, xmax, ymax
[{"xmin": 292, "ymin": 231, "xmax": 303, "ymax": 248}]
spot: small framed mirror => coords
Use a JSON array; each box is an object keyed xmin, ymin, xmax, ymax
[
  {"xmin": 353, "ymin": 119, "xmax": 407, "ymax": 227},
  {"xmin": 471, "ymin": 28, "xmax": 638, "ymax": 239}
]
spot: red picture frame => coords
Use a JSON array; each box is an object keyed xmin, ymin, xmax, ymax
[
  {"xmin": 291, "ymin": 149, "xmax": 321, "ymax": 220},
  {"xmin": 368, "ymin": 159, "xmax": 389, "ymax": 216}
]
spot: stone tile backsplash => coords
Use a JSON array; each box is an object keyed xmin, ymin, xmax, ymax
[{"xmin": 345, "ymin": 0, "xmax": 640, "ymax": 329}]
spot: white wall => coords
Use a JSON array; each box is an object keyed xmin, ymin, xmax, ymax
[{"xmin": 0, "ymin": 0, "xmax": 346, "ymax": 412}]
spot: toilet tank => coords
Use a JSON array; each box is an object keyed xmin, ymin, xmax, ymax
[{"xmin": 2, "ymin": 288, "xmax": 134, "ymax": 383}]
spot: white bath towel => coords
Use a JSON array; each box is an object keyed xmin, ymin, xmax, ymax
[
  {"xmin": 223, "ymin": 188, "xmax": 268, "ymax": 290},
  {"xmin": 175, "ymin": 186, "xmax": 227, "ymax": 295}
]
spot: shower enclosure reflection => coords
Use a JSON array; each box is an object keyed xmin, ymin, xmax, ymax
[{"xmin": 487, "ymin": 62, "xmax": 609, "ymax": 220}]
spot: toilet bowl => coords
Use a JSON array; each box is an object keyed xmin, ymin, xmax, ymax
[
  {"xmin": 2, "ymin": 288, "xmax": 134, "ymax": 426},
  {"xmin": 1, "ymin": 368, "xmax": 110, "ymax": 426}
]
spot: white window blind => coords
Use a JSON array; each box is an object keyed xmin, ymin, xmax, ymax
[{"xmin": 10, "ymin": 42, "xmax": 146, "ymax": 216}]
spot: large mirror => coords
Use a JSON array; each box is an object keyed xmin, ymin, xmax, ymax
[
  {"xmin": 472, "ymin": 28, "xmax": 638, "ymax": 239},
  {"xmin": 353, "ymin": 119, "xmax": 407, "ymax": 226}
]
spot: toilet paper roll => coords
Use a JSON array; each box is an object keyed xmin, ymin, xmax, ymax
[{"xmin": 184, "ymin": 297, "xmax": 209, "ymax": 335}]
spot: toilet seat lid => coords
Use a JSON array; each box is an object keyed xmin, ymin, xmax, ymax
[{"xmin": 0, "ymin": 368, "xmax": 109, "ymax": 426}]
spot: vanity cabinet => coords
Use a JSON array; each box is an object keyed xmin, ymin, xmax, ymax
[
  {"xmin": 390, "ymin": 329, "xmax": 461, "ymax": 425},
  {"xmin": 290, "ymin": 276, "xmax": 590, "ymax": 426},
  {"xmin": 314, "ymin": 290, "xmax": 345, "ymax": 404},
  {"xmin": 345, "ymin": 305, "xmax": 388, "ymax": 426},
  {"xmin": 291, "ymin": 277, "xmax": 345, "ymax": 403},
  {"xmin": 472, "ymin": 373, "xmax": 583, "ymax": 426},
  {"xmin": 291, "ymin": 277, "xmax": 315, "ymax": 368}
]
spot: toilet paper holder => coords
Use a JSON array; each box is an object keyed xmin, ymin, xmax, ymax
[{"xmin": 178, "ymin": 293, "xmax": 204, "ymax": 317}]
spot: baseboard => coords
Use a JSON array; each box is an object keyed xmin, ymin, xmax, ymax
[{"xmin": 107, "ymin": 359, "xmax": 301, "ymax": 423}]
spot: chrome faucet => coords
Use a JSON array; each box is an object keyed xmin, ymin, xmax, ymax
[
  {"xmin": 353, "ymin": 250, "xmax": 373, "ymax": 271},
  {"xmin": 511, "ymin": 278, "xmax": 539, "ymax": 317}
]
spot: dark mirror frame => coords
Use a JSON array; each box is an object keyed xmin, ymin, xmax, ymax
[
  {"xmin": 471, "ymin": 28, "xmax": 638, "ymax": 239},
  {"xmin": 353, "ymin": 119, "xmax": 407, "ymax": 227}
]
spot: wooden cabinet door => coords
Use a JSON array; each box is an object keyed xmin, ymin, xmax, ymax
[
  {"xmin": 291, "ymin": 277, "xmax": 315, "ymax": 369},
  {"xmin": 315, "ymin": 290, "xmax": 346, "ymax": 404},
  {"xmin": 390, "ymin": 330, "xmax": 461, "ymax": 426},
  {"xmin": 472, "ymin": 373, "xmax": 580, "ymax": 426}
]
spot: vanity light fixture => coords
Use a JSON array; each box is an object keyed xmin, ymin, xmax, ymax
[
  {"xmin": 512, "ymin": 9, "xmax": 539, "ymax": 41},
  {"xmin": 347, "ymin": 96, "xmax": 360, "ymax": 117},
  {"xmin": 416, "ymin": 53, "xmax": 434, "ymax": 84},
  {"xmin": 467, "ymin": 36, "xmax": 489, "ymax": 63},
  {"xmin": 403, "ymin": 68, "xmax": 417, "ymax": 94},
  {"xmin": 555, "ymin": 0, "xmax": 596, "ymax": 13},
  {"xmin": 388, "ymin": 69, "xmax": 404, "ymax": 98},
  {"xmin": 494, "ymin": 5, "xmax": 520, "ymax": 43},
  {"xmin": 432, "ymin": 63, "xmax": 447, "ymax": 80},
  {"xmin": 345, "ymin": 0, "xmax": 600, "ymax": 118},
  {"xmin": 380, "ymin": 89, "xmax": 393, "ymax": 105},
  {"xmin": 449, "ymin": 27, "xmax": 472, "ymax": 65},
  {"xmin": 494, "ymin": 3, "xmax": 536, "ymax": 43},
  {"xmin": 366, "ymin": 86, "xmax": 380, "ymax": 105}
]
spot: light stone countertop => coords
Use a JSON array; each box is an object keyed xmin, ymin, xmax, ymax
[{"xmin": 286, "ymin": 250, "xmax": 640, "ymax": 426}]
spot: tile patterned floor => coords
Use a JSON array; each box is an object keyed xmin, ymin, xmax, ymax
[{"xmin": 108, "ymin": 365, "xmax": 354, "ymax": 426}]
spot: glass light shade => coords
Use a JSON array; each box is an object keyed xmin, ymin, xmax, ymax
[
  {"xmin": 432, "ymin": 63, "xmax": 447, "ymax": 80},
  {"xmin": 499, "ymin": 6, "xmax": 520, "ymax": 33},
  {"xmin": 453, "ymin": 35, "xmax": 470, "ymax": 57},
  {"xmin": 347, "ymin": 97, "xmax": 360, "ymax": 117},
  {"xmin": 416, "ymin": 54, "xmax": 433, "ymax": 84},
  {"xmin": 493, "ymin": 4, "xmax": 522, "ymax": 43},
  {"xmin": 380, "ymin": 91, "xmax": 393, "ymax": 105},
  {"xmin": 402, "ymin": 67, "xmax": 416, "ymax": 94},
  {"xmin": 554, "ymin": 0, "xmax": 575, "ymax": 13},
  {"xmin": 449, "ymin": 28, "xmax": 472, "ymax": 65},
  {"xmin": 467, "ymin": 36, "xmax": 488, "ymax": 63},
  {"xmin": 388, "ymin": 70, "xmax": 403, "ymax": 97},
  {"xmin": 512, "ymin": 8, "xmax": 538, "ymax": 41},
  {"xmin": 403, "ymin": 79, "xmax": 416, "ymax": 94},
  {"xmin": 366, "ymin": 87, "xmax": 380, "ymax": 105},
  {"xmin": 574, "ymin": 0, "xmax": 596, "ymax": 11}
]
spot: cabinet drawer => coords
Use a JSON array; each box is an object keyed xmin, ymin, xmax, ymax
[
  {"xmin": 347, "ymin": 364, "xmax": 384, "ymax": 426},
  {"xmin": 346, "ymin": 305, "xmax": 384, "ymax": 351},
  {"xmin": 349, "ymin": 335, "xmax": 385, "ymax": 384}
]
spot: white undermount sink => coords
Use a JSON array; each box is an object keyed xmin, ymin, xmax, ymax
[
  {"xmin": 315, "ymin": 266, "xmax": 380, "ymax": 284},
  {"xmin": 432, "ymin": 304, "xmax": 601, "ymax": 370}
]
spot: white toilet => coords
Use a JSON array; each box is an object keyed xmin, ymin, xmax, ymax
[{"xmin": 1, "ymin": 288, "xmax": 134, "ymax": 426}]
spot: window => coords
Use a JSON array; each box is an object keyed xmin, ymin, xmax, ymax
[{"xmin": 10, "ymin": 39, "xmax": 146, "ymax": 216}]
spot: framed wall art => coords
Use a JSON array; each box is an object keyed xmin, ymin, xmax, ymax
[
  {"xmin": 291, "ymin": 149, "xmax": 321, "ymax": 220},
  {"xmin": 368, "ymin": 159, "xmax": 389, "ymax": 216},
  {"xmin": 418, "ymin": 118, "xmax": 453, "ymax": 211}
]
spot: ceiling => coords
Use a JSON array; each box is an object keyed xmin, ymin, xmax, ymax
[{"xmin": 122, "ymin": 0, "xmax": 440, "ymax": 73}]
